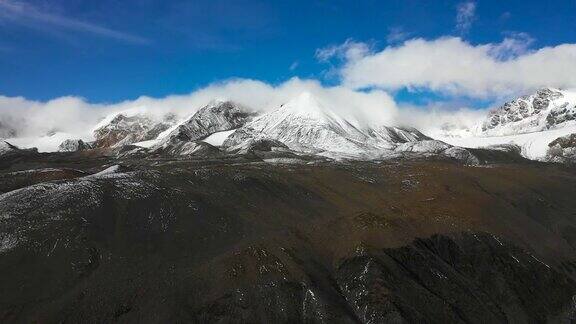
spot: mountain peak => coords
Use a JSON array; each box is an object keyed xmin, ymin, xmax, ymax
[
  {"xmin": 479, "ymin": 87, "xmax": 575, "ymax": 136},
  {"xmin": 283, "ymin": 92, "xmax": 326, "ymax": 116},
  {"xmin": 276, "ymin": 92, "xmax": 357, "ymax": 131},
  {"xmin": 207, "ymin": 97, "xmax": 230, "ymax": 107}
]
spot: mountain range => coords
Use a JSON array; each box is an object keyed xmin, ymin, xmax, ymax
[{"xmin": 2, "ymin": 88, "xmax": 576, "ymax": 165}]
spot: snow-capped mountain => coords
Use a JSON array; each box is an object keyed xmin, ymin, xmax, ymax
[
  {"xmin": 223, "ymin": 93, "xmax": 372, "ymax": 156},
  {"xmin": 94, "ymin": 112, "xmax": 176, "ymax": 148},
  {"xmin": 440, "ymin": 88, "xmax": 576, "ymax": 162},
  {"xmin": 58, "ymin": 139, "xmax": 92, "ymax": 152},
  {"xmin": 481, "ymin": 88, "xmax": 576, "ymax": 136},
  {"xmin": 223, "ymin": 92, "xmax": 437, "ymax": 159},
  {"xmin": 0, "ymin": 141, "xmax": 37, "ymax": 157},
  {"xmin": 1, "ymin": 92, "xmax": 544, "ymax": 164},
  {"xmin": 148, "ymin": 100, "xmax": 255, "ymax": 156}
]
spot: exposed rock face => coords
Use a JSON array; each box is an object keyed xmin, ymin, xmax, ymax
[
  {"xmin": 224, "ymin": 93, "xmax": 440, "ymax": 160},
  {"xmin": 150, "ymin": 101, "xmax": 254, "ymax": 156},
  {"xmin": 224, "ymin": 93, "xmax": 379, "ymax": 156},
  {"xmin": 0, "ymin": 141, "xmax": 39, "ymax": 170},
  {"xmin": 168, "ymin": 101, "xmax": 254, "ymax": 142},
  {"xmin": 153, "ymin": 140, "xmax": 221, "ymax": 157},
  {"xmin": 0, "ymin": 141, "xmax": 14, "ymax": 155},
  {"xmin": 546, "ymin": 133, "xmax": 576, "ymax": 164},
  {"xmin": 94, "ymin": 113, "xmax": 174, "ymax": 148},
  {"xmin": 546, "ymin": 102, "xmax": 576, "ymax": 128},
  {"xmin": 0, "ymin": 141, "xmax": 37, "ymax": 157},
  {"xmin": 58, "ymin": 139, "xmax": 92, "ymax": 152},
  {"xmin": 336, "ymin": 233, "xmax": 576, "ymax": 323},
  {"xmin": 392, "ymin": 140, "xmax": 480, "ymax": 165},
  {"xmin": 480, "ymin": 88, "xmax": 576, "ymax": 136},
  {"xmin": 368, "ymin": 126, "xmax": 430, "ymax": 144}
]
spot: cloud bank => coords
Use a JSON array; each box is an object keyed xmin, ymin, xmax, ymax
[{"xmin": 329, "ymin": 36, "xmax": 576, "ymax": 99}]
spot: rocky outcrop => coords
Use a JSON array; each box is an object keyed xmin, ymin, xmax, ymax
[
  {"xmin": 0, "ymin": 141, "xmax": 37, "ymax": 157},
  {"xmin": 58, "ymin": 139, "xmax": 92, "ymax": 152},
  {"xmin": 165, "ymin": 100, "xmax": 254, "ymax": 142},
  {"xmin": 546, "ymin": 133, "xmax": 576, "ymax": 164},
  {"xmin": 336, "ymin": 233, "xmax": 576, "ymax": 323},
  {"xmin": 150, "ymin": 100, "xmax": 255, "ymax": 156},
  {"xmin": 94, "ymin": 113, "xmax": 175, "ymax": 148},
  {"xmin": 480, "ymin": 88, "xmax": 576, "ymax": 136}
]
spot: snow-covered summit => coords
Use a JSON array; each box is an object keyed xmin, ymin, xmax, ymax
[
  {"xmin": 436, "ymin": 88, "xmax": 576, "ymax": 161},
  {"xmin": 58, "ymin": 139, "xmax": 92, "ymax": 152},
  {"xmin": 480, "ymin": 88, "xmax": 576, "ymax": 136},
  {"xmin": 224, "ymin": 92, "xmax": 449, "ymax": 159},
  {"xmin": 223, "ymin": 92, "xmax": 372, "ymax": 155},
  {"xmin": 149, "ymin": 100, "xmax": 254, "ymax": 156}
]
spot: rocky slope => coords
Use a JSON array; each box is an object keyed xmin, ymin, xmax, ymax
[
  {"xmin": 223, "ymin": 93, "xmax": 473, "ymax": 162},
  {"xmin": 93, "ymin": 112, "xmax": 176, "ymax": 148},
  {"xmin": 0, "ymin": 141, "xmax": 15, "ymax": 155},
  {"xmin": 546, "ymin": 133, "xmax": 576, "ymax": 164},
  {"xmin": 1, "ymin": 158, "xmax": 576, "ymax": 322},
  {"xmin": 57, "ymin": 139, "xmax": 92, "ymax": 152},
  {"xmin": 481, "ymin": 88, "xmax": 576, "ymax": 136},
  {"xmin": 224, "ymin": 93, "xmax": 375, "ymax": 156},
  {"xmin": 149, "ymin": 100, "xmax": 255, "ymax": 156},
  {"xmin": 440, "ymin": 88, "xmax": 576, "ymax": 163},
  {"xmin": 0, "ymin": 141, "xmax": 37, "ymax": 157}
]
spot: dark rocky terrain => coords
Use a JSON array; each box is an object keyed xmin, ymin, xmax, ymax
[{"xmin": 1, "ymin": 149, "xmax": 576, "ymax": 323}]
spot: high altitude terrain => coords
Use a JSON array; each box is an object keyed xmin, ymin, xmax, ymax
[{"xmin": 1, "ymin": 90, "xmax": 576, "ymax": 323}]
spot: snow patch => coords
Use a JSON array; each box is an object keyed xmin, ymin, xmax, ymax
[
  {"xmin": 86, "ymin": 165, "xmax": 121, "ymax": 178},
  {"xmin": 439, "ymin": 125, "xmax": 576, "ymax": 160},
  {"xmin": 202, "ymin": 129, "xmax": 237, "ymax": 146}
]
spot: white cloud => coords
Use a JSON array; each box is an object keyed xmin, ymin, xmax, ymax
[
  {"xmin": 386, "ymin": 26, "xmax": 411, "ymax": 44},
  {"xmin": 0, "ymin": 0, "xmax": 149, "ymax": 44},
  {"xmin": 456, "ymin": 1, "xmax": 476, "ymax": 34},
  {"xmin": 397, "ymin": 103, "xmax": 486, "ymax": 138},
  {"xmin": 336, "ymin": 37, "xmax": 576, "ymax": 99},
  {"xmin": 488, "ymin": 32, "xmax": 534, "ymax": 59},
  {"xmin": 315, "ymin": 39, "xmax": 371, "ymax": 63}
]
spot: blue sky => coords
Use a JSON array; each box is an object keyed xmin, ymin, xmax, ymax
[{"xmin": 0, "ymin": 0, "xmax": 575, "ymax": 104}]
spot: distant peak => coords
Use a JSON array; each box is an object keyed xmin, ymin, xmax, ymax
[
  {"xmin": 536, "ymin": 87, "xmax": 563, "ymax": 94},
  {"xmin": 207, "ymin": 98, "xmax": 231, "ymax": 107}
]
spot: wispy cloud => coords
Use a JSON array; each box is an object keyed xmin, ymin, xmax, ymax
[
  {"xmin": 489, "ymin": 32, "xmax": 534, "ymax": 60},
  {"xmin": 386, "ymin": 26, "xmax": 411, "ymax": 44},
  {"xmin": 0, "ymin": 0, "xmax": 150, "ymax": 45},
  {"xmin": 289, "ymin": 61, "xmax": 299, "ymax": 71},
  {"xmin": 456, "ymin": 1, "xmax": 476, "ymax": 35},
  {"xmin": 315, "ymin": 39, "xmax": 371, "ymax": 63}
]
